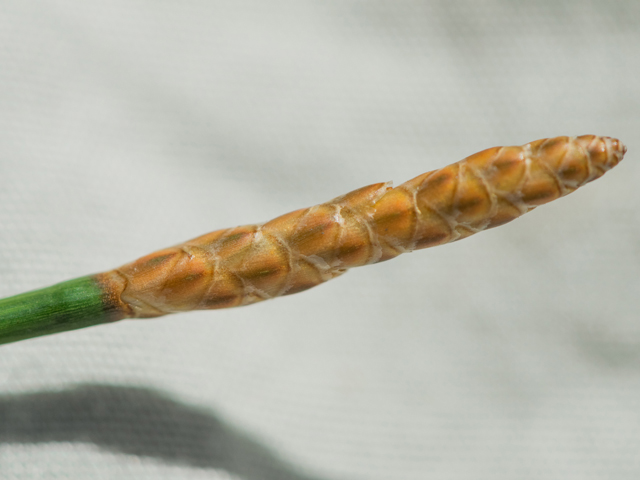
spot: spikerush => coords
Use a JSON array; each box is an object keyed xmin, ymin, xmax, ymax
[{"xmin": 0, "ymin": 135, "xmax": 627, "ymax": 344}]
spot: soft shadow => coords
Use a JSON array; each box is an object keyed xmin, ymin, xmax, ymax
[{"xmin": 0, "ymin": 384, "xmax": 342, "ymax": 480}]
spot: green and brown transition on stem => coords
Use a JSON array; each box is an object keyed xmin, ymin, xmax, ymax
[{"xmin": 0, "ymin": 274, "xmax": 126, "ymax": 345}]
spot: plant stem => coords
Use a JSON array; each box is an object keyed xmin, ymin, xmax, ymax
[{"xmin": 0, "ymin": 275, "xmax": 125, "ymax": 345}]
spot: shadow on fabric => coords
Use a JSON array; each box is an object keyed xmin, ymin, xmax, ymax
[{"xmin": 0, "ymin": 383, "xmax": 342, "ymax": 480}]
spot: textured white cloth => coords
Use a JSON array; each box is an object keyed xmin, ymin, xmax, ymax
[{"xmin": 1, "ymin": 1, "xmax": 639, "ymax": 479}]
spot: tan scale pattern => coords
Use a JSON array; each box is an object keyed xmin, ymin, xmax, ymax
[{"xmin": 112, "ymin": 135, "xmax": 626, "ymax": 318}]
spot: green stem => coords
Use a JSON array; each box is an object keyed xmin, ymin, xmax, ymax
[{"xmin": 0, "ymin": 276, "xmax": 122, "ymax": 345}]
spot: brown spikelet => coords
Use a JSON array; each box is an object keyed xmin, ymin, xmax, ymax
[{"xmin": 114, "ymin": 136, "xmax": 626, "ymax": 318}]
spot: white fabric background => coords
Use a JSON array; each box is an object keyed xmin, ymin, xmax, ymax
[{"xmin": 0, "ymin": 1, "xmax": 639, "ymax": 479}]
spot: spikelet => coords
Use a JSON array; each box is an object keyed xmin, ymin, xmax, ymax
[{"xmin": 112, "ymin": 135, "xmax": 626, "ymax": 318}]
